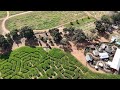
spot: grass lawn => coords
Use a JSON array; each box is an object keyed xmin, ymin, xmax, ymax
[
  {"xmin": 6, "ymin": 11, "xmax": 87, "ymax": 31},
  {"xmin": 0, "ymin": 46, "xmax": 120, "ymax": 79},
  {"xmin": 0, "ymin": 11, "xmax": 7, "ymax": 19},
  {"xmin": 9, "ymin": 11, "xmax": 26, "ymax": 16},
  {"xmin": 64, "ymin": 17, "xmax": 96, "ymax": 30}
]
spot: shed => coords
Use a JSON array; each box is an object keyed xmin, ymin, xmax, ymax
[
  {"xmin": 85, "ymin": 54, "xmax": 93, "ymax": 62},
  {"xmin": 99, "ymin": 52, "xmax": 109, "ymax": 59}
]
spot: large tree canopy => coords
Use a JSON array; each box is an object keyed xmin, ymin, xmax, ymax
[
  {"xmin": 111, "ymin": 13, "xmax": 120, "ymax": 25},
  {"xmin": 20, "ymin": 26, "xmax": 34, "ymax": 40},
  {"xmin": 101, "ymin": 15, "xmax": 111, "ymax": 24},
  {"xmin": 0, "ymin": 35, "xmax": 10, "ymax": 51}
]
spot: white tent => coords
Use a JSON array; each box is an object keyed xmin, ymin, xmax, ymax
[
  {"xmin": 110, "ymin": 48, "xmax": 120, "ymax": 71},
  {"xmin": 99, "ymin": 52, "xmax": 109, "ymax": 59}
]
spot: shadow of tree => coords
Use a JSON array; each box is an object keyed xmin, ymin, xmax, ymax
[
  {"xmin": 25, "ymin": 37, "xmax": 39, "ymax": 47},
  {"xmin": 0, "ymin": 50, "xmax": 12, "ymax": 59},
  {"xmin": 98, "ymin": 32, "xmax": 110, "ymax": 40}
]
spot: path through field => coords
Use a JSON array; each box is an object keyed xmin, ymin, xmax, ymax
[{"xmin": 1, "ymin": 11, "xmax": 33, "ymax": 35}]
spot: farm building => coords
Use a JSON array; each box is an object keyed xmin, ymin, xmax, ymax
[
  {"xmin": 108, "ymin": 48, "xmax": 120, "ymax": 71},
  {"xmin": 99, "ymin": 52, "xmax": 109, "ymax": 59}
]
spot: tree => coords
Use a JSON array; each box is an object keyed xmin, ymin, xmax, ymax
[
  {"xmin": 0, "ymin": 35, "xmax": 10, "ymax": 52},
  {"xmin": 60, "ymin": 38, "xmax": 68, "ymax": 45},
  {"xmin": 111, "ymin": 13, "xmax": 120, "ymax": 25},
  {"xmin": 95, "ymin": 20, "xmax": 106, "ymax": 33},
  {"xmin": 70, "ymin": 22, "xmax": 73, "ymax": 25},
  {"xmin": 49, "ymin": 28, "xmax": 62, "ymax": 44},
  {"xmin": 72, "ymin": 29, "xmax": 86, "ymax": 43},
  {"xmin": 5, "ymin": 33, "xmax": 13, "ymax": 46},
  {"xmin": 10, "ymin": 29, "xmax": 19, "ymax": 40},
  {"xmin": 101, "ymin": 15, "xmax": 111, "ymax": 24},
  {"xmin": 76, "ymin": 20, "xmax": 79, "ymax": 24},
  {"xmin": 20, "ymin": 26, "xmax": 34, "ymax": 40}
]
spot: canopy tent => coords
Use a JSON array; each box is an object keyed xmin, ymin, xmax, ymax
[{"xmin": 99, "ymin": 52, "xmax": 109, "ymax": 59}]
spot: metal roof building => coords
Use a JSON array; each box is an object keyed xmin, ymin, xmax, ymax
[{"xmin": 110, "ymin": 48, "xmax": 120, "ymax": 71}]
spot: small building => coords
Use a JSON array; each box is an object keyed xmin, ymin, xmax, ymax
[
  {"xmin": 85, "ymin": 54, "xmax": 93, "ymax": 62},
  {"xmin": 99, "ymin": 52, "xmax": 109, "ymax": 59},
  {"xmin": 93, "ymin": 50, "xmax": 99, "ymax": 56}
]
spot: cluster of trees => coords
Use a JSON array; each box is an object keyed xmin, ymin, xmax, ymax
[
  {"xmin": 0, "ymin": 26, "xmax": 36, "ymax": 54},
  {"xmin": 49, "ymin": 28, "xmax": 62, "ymax": 44},
  {"xmin": 95, "ymin": 15, "xmax": 112, "ymax": 33},
  {"xmin": 95, "ymin": 13, "xmax": 120, "ymax": 34},
  {"xmin": 111, "ymin": 12, "xmax": 120, "ymax": 25},
  {"xmin": 63, "ymin": 27, "xmax": 87, "ymax": 44}
]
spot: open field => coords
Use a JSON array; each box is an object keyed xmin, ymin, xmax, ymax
[
  {"xmin": 88, "ymin": 11, "xmax": 109, "ymax": 19},
  {"xmin": 0, "ymin": 46, "xmax": 120, "ymax": 79},
  {"xmin": 64, "ymin": 17, "xmax": 96, "ymax": 30},
  {"xmin": 6, "ymin": 11, "xmax": 87, "ymax": 31},
  {"xmin": 0, "ymin": 11, "xmax": 6, "ymax": 19},
  {"xmin": 9, "ymin": 11, "xmax": 26, "ymax": 16}
]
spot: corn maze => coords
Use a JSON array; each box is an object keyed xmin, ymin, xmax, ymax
[{"xmin": 0, "ymin": 46, "xmax": 120, "ymax": 79}]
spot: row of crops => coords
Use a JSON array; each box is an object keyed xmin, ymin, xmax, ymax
[{"xmin": 0, "ymin": 46, "xmax": 120, "ymax": 79}]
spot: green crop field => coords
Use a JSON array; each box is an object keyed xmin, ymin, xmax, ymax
[
  {"xmin": 64, "ymin": 17, "xmax": 96, "ymax": 30},
  {"xmin": 0, "ymin": 11, "xmax": 6, "ymax": 19},
  {"xmin": 6, "ymin": 11, "xmax": 87, "ymax": 31},
  {"xmin": 0, "ymin": 46, "xmax": 120, "ymax": 79},
  {"xmin": 9, "ymin": 11, "xmax": 26, "ymax": 16}
]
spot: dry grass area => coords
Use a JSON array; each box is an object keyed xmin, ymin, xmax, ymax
[
  {"xmin": 6, "ymin": 11, "xmax": 87, "ymax": 31},
  {"xmin": 9, "ymin": 11, "xmax": 26, "ymax": 16},
  {"xmin": 0, "ymin": 11, "xmax": 6, "ymax": 19}
]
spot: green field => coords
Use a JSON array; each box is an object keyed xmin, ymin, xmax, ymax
[
  {"xmin": 9, "ymin": 11, "xmax": 25, "ymax": 16},
  {"xmin": 0, "ymin": 46, "xmax": 120, "ymax": 79},
  {"xmin": 6, "ymin": 11, "xmax": 87, "ymax": 31},
  {"xmin": 64, "ymin": 17, "xmax": 96, "ymax": 30},
  {"xmin": 0, "ymin": 11, "xmax": 6, "ymax": 19}
]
